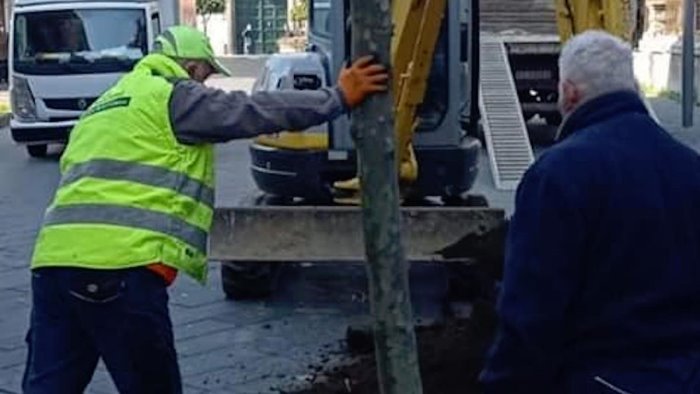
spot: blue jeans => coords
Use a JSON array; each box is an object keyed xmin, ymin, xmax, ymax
[{"xmin": 22, "ymin": 267, "xmax": 182, "ymax": 394}]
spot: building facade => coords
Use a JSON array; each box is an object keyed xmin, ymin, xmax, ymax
[
  {"xmin": 645, "ymin": 0, "xmax": 700, "ymax": 36},
  {"xmin": 229, "ymin": 0, "xmax": 288, "ymax": 54}
]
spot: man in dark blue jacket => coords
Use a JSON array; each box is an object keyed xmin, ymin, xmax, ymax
[{"xmin": 479, "ymin": 30, "xmax": 700, "ymax": 393}]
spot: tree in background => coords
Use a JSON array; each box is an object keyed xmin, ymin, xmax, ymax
[
  {"xmin": 290, "ymin": 0, "xmax": 308, "ymax": 34},
  {"xmin": 196, "ymin": 0, "xmax": 225, "ymax": 36}
]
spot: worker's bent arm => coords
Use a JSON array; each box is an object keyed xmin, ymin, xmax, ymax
[
  {"xmin": 168, "ymin": 80, "xmax": 349, "ymax": 144},
  {"xmin": 479, "ymin": 150, "xmax": 589, "ymax": 393}
]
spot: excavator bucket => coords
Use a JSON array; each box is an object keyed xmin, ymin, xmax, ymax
[{"xmin": 209, "ymin": 205, "xmax": 505, "ymax": 264}]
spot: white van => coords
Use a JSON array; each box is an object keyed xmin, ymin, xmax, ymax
[{"xmin": 9, "ymin": 0, "xmax": 162, "ymax": 157}]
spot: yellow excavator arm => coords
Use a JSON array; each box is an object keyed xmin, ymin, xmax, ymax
[
  {"xmin": 554, "ymin": 0, "xmax": 644, "ymax": 45},
  {"xmin": 337, "ymin": 0, "xmax": 646, "ymax": 201},
  {"xmin": 253, "ymin": 0, "xmax": 449, "ymax": 204},
  {"xmin": 259, "ymin": 0, "xmax": 647, "ymax": 204},
  {"xmin": 334, "ymin": 0, "xmax": 447, "ymax": 200},
  {"xmin": 390, "ymin": 0, "xmax": 447, "ymax": 185}
]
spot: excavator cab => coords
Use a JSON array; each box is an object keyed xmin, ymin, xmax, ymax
[{"xmin": 248, "ymin": 0, "xmax": 483, "ymax": 204}]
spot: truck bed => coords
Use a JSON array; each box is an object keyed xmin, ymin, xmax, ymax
[{"xmin": 480, "ymin": 0, "xmax": 560, "ymax": 36}]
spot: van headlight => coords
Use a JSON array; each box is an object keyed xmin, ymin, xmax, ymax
[{"xmin": 11, "ymin": 76, "xmax": 37, "ymax": 121}]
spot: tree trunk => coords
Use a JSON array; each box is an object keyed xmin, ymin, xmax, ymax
[{"xmin": 348, "ymin": 0, "xmax": 424, "ymax": 393}]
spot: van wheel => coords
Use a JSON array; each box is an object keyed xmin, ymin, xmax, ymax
[{"xmin": 27, "ymin": 145, "xmax": 48, "ymax": 158}]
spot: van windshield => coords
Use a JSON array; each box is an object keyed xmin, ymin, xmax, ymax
[{"xmin": 13, "ymin": 8, "xmax": 147, "ymax": 75}]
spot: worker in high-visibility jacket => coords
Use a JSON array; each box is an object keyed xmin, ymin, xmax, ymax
[{"xmin": 22, "ymin": 25, "xmax": 388, "ymax": 394}]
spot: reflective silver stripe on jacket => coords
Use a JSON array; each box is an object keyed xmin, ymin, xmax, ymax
[
  {"xmin": 594, "ymin": 376, "xmax": 633, "ymax": 394},
  {"xmin": 60, "ymin": 159, "xmax": 214, "ymax": 208},
  {"xmin": 44, "ymin": 204, "xmax": 207, "ymax": 253}
]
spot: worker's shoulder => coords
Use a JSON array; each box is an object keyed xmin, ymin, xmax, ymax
[
  {"xmin": 534, "ymin": 133, "xmax": 601, "ymax": 170},
  {"xmin": 167, "ymin": 79, "xmax": 233, "ymax": 112},
  {"xmin": 169, "ymin": 79, "xmax": 228, "ymax": 99},
  {"xmin": 118, "ymin": 70, "xmax": 180, "ymax": 98},
  {"xmin": 546, "ymin": 110, "xmax": 649, "ymax": 161},
  {"xmin": 521, "ymin": 135, "xmax": 606, "ymax": 195}
]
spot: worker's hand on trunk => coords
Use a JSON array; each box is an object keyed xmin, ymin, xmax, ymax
[{"xmin": 338, "ymin": 56, "xmax": 389, "ymax": 109}]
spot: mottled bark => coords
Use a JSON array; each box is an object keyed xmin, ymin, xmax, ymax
[{"xmin": 348, "ymin": 0, "xmax": 423, "ymax": 393}]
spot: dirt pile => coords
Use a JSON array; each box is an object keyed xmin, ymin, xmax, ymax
[
  {"xmin": 283, "ymin": 302, "xmax": 498, "ymax": 394},
  {"xmin": 279, "ymin": 221, "xmax": 507, "ymax": 393}
]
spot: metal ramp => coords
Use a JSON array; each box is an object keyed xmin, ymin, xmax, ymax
[{"xmin": 479, "ymin": 34, "xmax": 534, "ymax": 190}]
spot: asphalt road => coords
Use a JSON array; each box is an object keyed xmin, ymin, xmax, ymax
[{"xmin": 0, "ymin": 74, "xmax": 698, "ymax": 393}]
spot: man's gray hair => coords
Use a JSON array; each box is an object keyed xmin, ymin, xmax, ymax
[{"xmin": 559, "ymin": 30, "xmax": 638, "ymax": 101}]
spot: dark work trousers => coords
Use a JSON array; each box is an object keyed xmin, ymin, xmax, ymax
[{"xmin": 21, "ymin": 267, "xmax": 181, "ymax": 394}]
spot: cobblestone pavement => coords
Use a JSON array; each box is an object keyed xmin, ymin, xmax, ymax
[{"xmin": 1, "ymin": 73, "xmax": 699, "ymax": 393}]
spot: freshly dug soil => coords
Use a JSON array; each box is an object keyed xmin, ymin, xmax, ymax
[
  {"xmin": 284, "ymin": 302, "xmax": 498, "ymax": 394},
  {"xmin": 280, "ymin": 221, "xmax": 508, "ymax": 393}
]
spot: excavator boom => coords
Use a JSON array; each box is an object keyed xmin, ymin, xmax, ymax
[
  {"xmin": 334, "ymin": 0, "xmax": 448, "ymax": 200},
  {"xmin": 555, "ymin": 0, "xmax": 644, "ymax": 45},
  {"xmin": 392, "ymin": 0, "xmax": 447, "ymax": 181}
]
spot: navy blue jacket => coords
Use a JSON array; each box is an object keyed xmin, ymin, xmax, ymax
[{"xmin": 480, "ymin": 91, "xmax": 700, "ymax": 393}]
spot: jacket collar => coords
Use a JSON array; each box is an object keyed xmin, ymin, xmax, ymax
[
  {"xmin": 556, "ymin": 90, "xmax": 650, "ymax": 141},
  {"xmin": 133, "ymin": 53, "xmax": 191, "ymax": 80}
]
